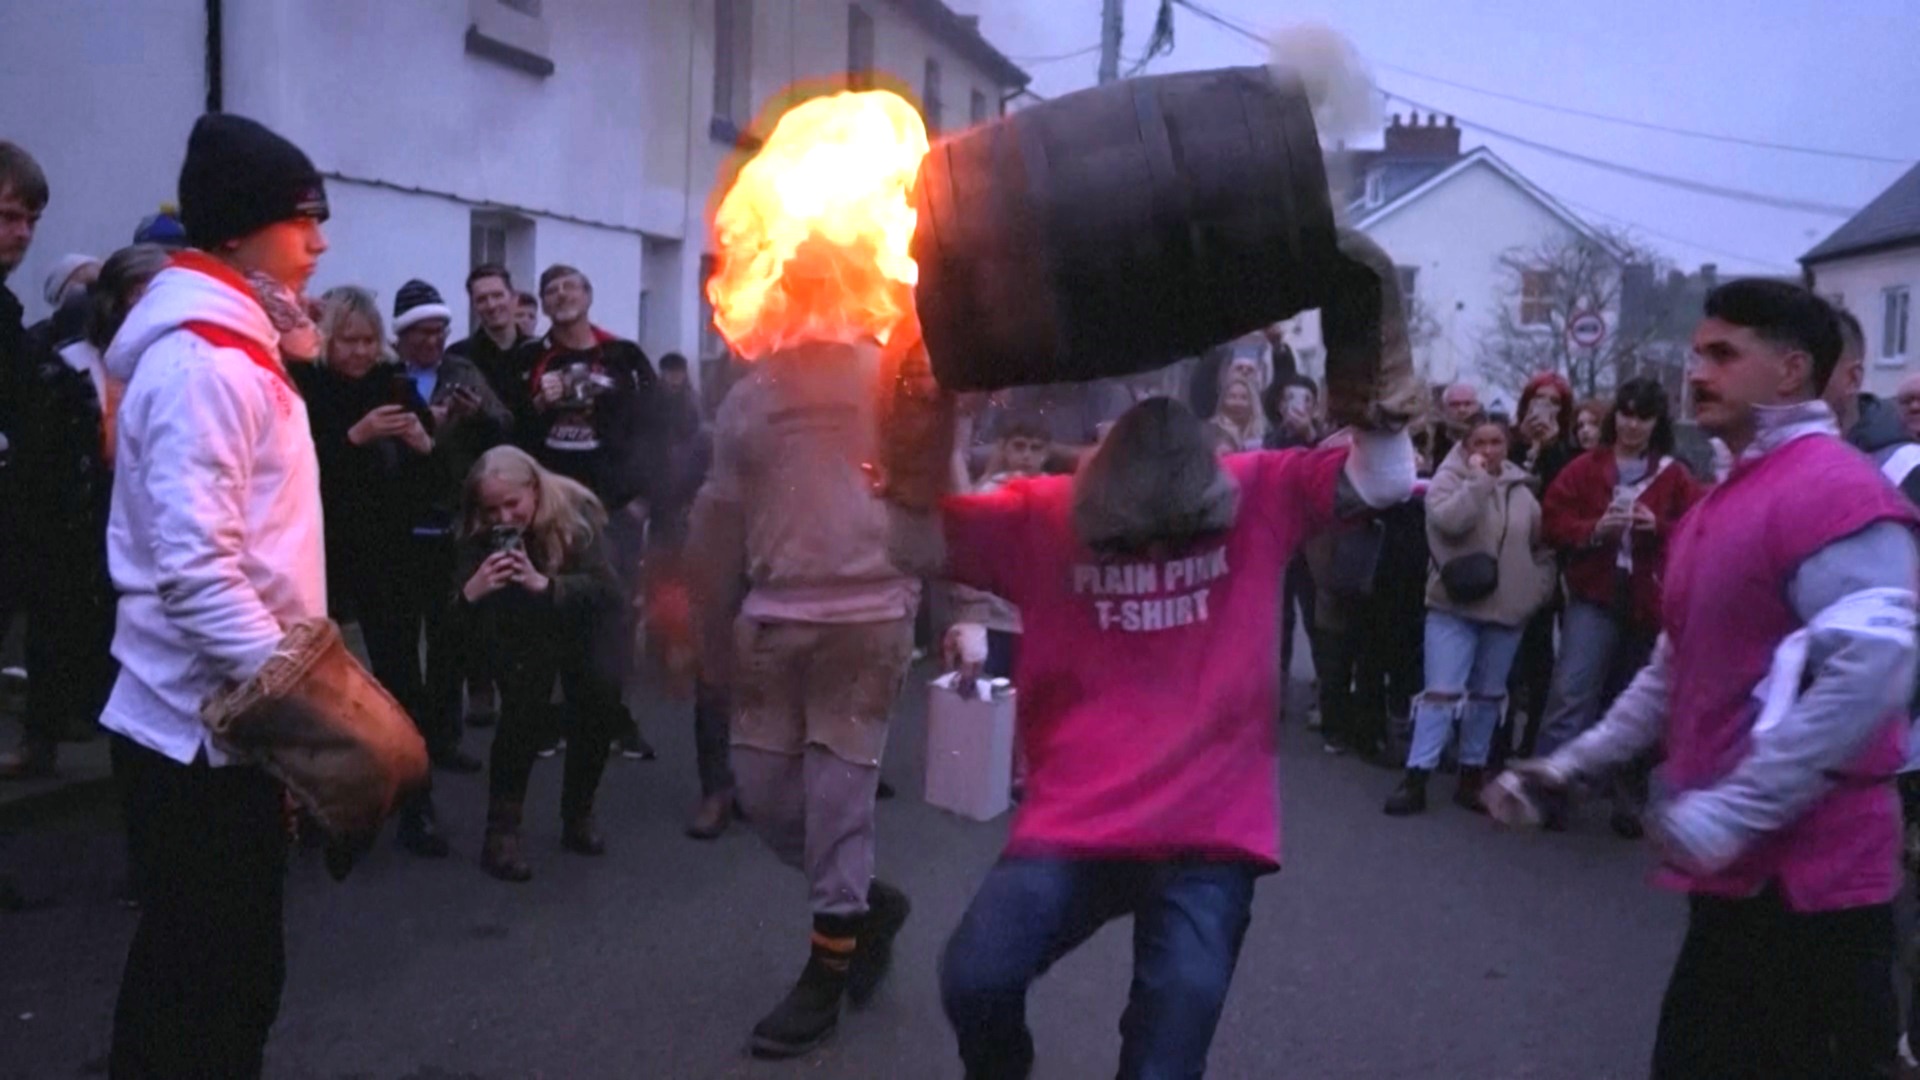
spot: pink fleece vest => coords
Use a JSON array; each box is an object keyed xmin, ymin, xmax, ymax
[{"xmin": 1657, "ymin": 434, "xmax": 1918, "ymax": 911}]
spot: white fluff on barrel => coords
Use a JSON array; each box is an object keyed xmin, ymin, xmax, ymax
[{"xmin": 1267, "ymin": 24, "xmax": 1380, "ymax": 146}]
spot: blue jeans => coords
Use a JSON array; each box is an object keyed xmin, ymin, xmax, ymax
[
  {"xmin": 940, "ymin": 858, "xmax": 1259, "ymax": 1080},
  {"xmin": 1407, "ymin": 610, "xmax": 1524, "ymax": 770}
]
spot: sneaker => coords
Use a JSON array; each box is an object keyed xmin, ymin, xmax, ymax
[
  {"xmin": 1321, "ymin": 738, "xmax": 1349, "ymax": 756},
  {"xmin": 613, "ymin": 734, "xmax": 657, "ymax": 761},
  {"xmin": 876, "ymin": 779, "xmax": 896, "ymax": 800},
  {"xmin": 685, "ymin": 791, "xmax": 735, "ymax": 841},
  {"xmin": 431, "ymin": 747, "xmax": 484, "ymax": 774},
  {"xmin": 536, "ymin": 736, "xmax": 565, "ymax": 759},
  {"xmin": 398, "ymin": 810, "xmax": 452, "ymax": 858},
  {"xmin": 1608, "ymin": 809, "xmax": 1646, "ymax": 840}
]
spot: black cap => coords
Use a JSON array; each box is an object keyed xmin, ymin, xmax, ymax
[{"xmin": 177, "ymin": 113, "xmax": 329, "ymax": 250}]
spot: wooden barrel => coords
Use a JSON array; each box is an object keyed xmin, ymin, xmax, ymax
[{"xmin": 912, "ymin": 65, "xmax": 1339, "ymax": 392}]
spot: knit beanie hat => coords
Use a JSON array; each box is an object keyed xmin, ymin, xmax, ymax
[
  {"xmin": 42, "ymin": 253, "xmax": 101, "ymax": 307},
  {"xmin": 177, "ymin": 113, "xmax": 329, "ymax": 250},
  {"xmin": 133, "ymin": 203, "xmax": 189, "ymax": 249},
  {"xmin": 392, "ymin": 279, "xmax": 453, "ymax": 333}
]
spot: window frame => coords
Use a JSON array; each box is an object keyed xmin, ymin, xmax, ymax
[
  {"xmin": 923, "ymin": 57, "xmax": 944, "ymax": 134},
  {"xmin": 1519, "ymin": 267, "xmax": 1555, "ymax": 327},
  {"xmin": 1881, "ymin": 285, "xmax": 1912, "ymax": 366}
]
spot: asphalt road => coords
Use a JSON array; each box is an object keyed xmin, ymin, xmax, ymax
[{"xmin": 0, "ymin": 674, "xmax": 1683, "ymax": 1080}]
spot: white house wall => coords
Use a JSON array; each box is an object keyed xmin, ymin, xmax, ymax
[
  {"xmin": 0, "ymin": 0, "xmax": 205, "ymax": 323},
  {"xmin": 1807, "ymin": 246, "xmax": 1920, "ymax": 398},
  {"xmin": 1361, "ymin": 159, "xmax": 1612, "ymax": 401}
]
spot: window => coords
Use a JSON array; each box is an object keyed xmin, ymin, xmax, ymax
[
  {"xmin": 1396, "ymin": 265, "xmax": 1418, "ymax": 300},
  {"xmin": 468, "ymin": 210, "xmax": 534, "ymax": 330},
  {"xmin": 971, "ymin": 88, "xmax": 989, "ymax": 125},
  {"xmin": 1520, "ymin": 268, "xmax": 1555, "ymax": 326},
  {"xmin": 848, "ymin": 5, "xmax": 875, "ymax": 91},
  {"xmin": 699, "ymin": 254, "xmax": 727, "ymax": 363},
  {"xmin": 1884, "ymin": 286, "xmax": 1912, "ymax": 364},
  {"xmin": 923, "ymin": 58, "xmax": 943, "ymax": 134},
  {"xmin": 471, "ymin": 219, "xmax": 508, "ymax": 271},
  {"xmin": 1363, "ymin": 170, "xmax": 1384, "ymax": 208},
  {"xmin": 497, "ymin": 0, "xmax": 541, "ymax": 15},
  {"xmin": 713, "ymin": 0, "xmax": 752, "ymax": 135}
]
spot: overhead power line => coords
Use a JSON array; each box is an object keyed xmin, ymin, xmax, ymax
[
  {"xmin": 1380, "ymin": 89, "xmax": 1860, "ymax": 217},
  {"xmin": 1010, "ymin": 44, "xmax": 1101, "ymax": 65},
  {"xmin": 1170, "ymin": 0, "xmax": 1863, "ymax": 217},
  {"xmin": 1561, "ymin": 198, "xmax": 1798, "ymax": 272},
  {"xmin": 1376, "ymin": 62, "xmax": 1913, "ymax": 165}
]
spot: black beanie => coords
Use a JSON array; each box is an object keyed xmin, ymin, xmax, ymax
[
  {"xmin": 177, "ymin": 113, "xmax": 329, "ymax": 250},
  {"xmin": 393, "ymin": 279, "xmax": 454, "ymax": 333}
]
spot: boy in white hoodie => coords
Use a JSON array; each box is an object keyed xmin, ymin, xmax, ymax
[{"xmin": 102, "ymin": 112, "xmax": 330, "ymax": 1079}]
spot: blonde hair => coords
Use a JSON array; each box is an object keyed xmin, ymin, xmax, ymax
[
  {"xmin": 459, "ymin": 446, "xmax": 607, "ymax": 569},
  {"xmin": 1212, "ymin": 374, "xmax": 1268, "ymax": 447},
  {"xmin": 317, "ymin": 285, "xmax": 394, "ymax": 370}
]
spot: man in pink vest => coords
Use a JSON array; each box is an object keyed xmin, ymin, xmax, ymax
[{"xmin": 1491, "ymin": 279, "xmax": 1919, "ymax": 1079}]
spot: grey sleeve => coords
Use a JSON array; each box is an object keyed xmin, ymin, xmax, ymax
[
  {"xmin": 1551, "ymin": 635, "xmax": 1672, "ymax": 777},
  {"xmin": 1661, "ymin": 520, "xmax": 1920, "ymax": 868},
  {"xmin": 1333, "ymin": 428, "xmax": 1417, "ymax": 518}
]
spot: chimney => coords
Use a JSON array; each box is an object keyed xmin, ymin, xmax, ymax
[
  {"xmin": 1700, "ymin": 263, "xmax": 1718, "ymax": 289},
  {"xmin": 959, "ymin": 14, "xmax": 979, "ymax": 32},
  {"xmin": 1382, "ymin": 111, "xmax": 1462, "ymax": 161}
]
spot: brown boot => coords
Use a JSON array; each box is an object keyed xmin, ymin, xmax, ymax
[
  {"xmin": 482, "ymin": 799, "xmax": 532, "ymax": 882},
  {"xmin": 685, "ymin": 790, "xmax": 735, "ymax": 841}
]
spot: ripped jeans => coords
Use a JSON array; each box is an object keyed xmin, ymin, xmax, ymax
[{"xmin": 1407, "ymin": 610, "xmax": 1525, "ymax": 771}]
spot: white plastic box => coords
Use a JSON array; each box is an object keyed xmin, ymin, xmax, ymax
[{"xmin": 923, "ymin": 676, "xmax": 1017, "ymax": 822}]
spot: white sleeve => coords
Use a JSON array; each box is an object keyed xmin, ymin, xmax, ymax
[
  {"xmin": 143, "ymin": 355, "xmax": 286, "ymax": 682},
  {"xmin": 1339, "ymin": 427, "xmax": 1416, "ymax": 510}
]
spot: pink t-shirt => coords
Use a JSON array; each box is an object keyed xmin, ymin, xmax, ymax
[{"xmin": 941, "ymin": 447, "xmax": 1347, "ymax": 869}]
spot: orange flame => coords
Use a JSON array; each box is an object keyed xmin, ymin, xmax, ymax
[{"xmin": 706, "ymin": 90, "xmax": 930, "ymax": 360}]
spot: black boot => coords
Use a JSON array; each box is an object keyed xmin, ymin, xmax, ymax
[
  {"xmin": 398, "ymin": 802, "xmax": 451, "ymax": 858},
  {"xmin": 1384, "ymin": 768, "xmax": 1429, "ymax": 816},
  {"xmin": 482, "ymin": 798, "xmax": 532, "ymax": 883},
  {"xmin": 750, "ymin": 917, "xmax": 857, "ymax": 1059},
  {"xmin": 1453, "ymin": 767, "xmax": 1487, "ymax": 813},
  {"xmin": 846, "ymin": 881, "xmax": 911, "ymax": 1007}
]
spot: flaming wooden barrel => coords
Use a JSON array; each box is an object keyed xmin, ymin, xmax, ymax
[{"xmin": 912, "ymin": 65, "xmax": 1340, "ymax": 392}]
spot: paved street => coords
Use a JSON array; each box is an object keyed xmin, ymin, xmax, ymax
[{"xmin": 1, "ymin": 672, "xmax": 1683, "ymax": 1080}]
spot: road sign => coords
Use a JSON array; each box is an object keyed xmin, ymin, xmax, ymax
[{"xmin": 1568, "ymin": 310, "xmax": 1607, "ymax": 349}]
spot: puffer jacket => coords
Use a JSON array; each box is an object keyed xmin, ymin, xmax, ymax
[{"xmin": 1423, "ymin": 444, "xmax": 1555, "ymax": 627}]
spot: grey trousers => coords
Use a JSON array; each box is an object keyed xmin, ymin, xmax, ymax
[
  {"xmin": 1535, "ymin": 598, "xmax": 1654, "ymax": 810},
  {"xmin": 733, "ymin": 745, "xmax": 880, "ymax": 918}
]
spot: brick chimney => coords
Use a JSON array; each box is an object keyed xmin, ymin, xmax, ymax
[{"xmin": 1382, "ymin": 112, "xmax": 1462, "ymax": 161}]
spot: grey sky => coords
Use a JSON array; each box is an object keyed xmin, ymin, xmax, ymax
[{"xmin": 953, "ymin": 0, "xmax": 1920, "ymax": 276}]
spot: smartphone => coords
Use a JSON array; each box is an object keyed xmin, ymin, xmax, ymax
[
  {"xmin": 487, "ymin": 525, "xmax": 525, "ymax": 555},
  {"xmin": 1527, "ymin": 397, "xmax": 1556, "ymax": 424},
  {"xmin": 387, "ymin": 374, "xmax": 415, "ymax": 407}
]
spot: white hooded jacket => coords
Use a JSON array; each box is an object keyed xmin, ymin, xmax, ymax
[{"xmin": 100, "ymin": 255, "xmax": 326, "ymax": 765}]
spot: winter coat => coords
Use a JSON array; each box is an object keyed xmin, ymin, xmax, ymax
[
  {"xmin": 1541, "ymin": 447, "xmax": 1702, "ymax": 630},
  {"xmin": 406, "ymin": 352, "xmax": 511, "ymax": 507},
  {"xmin": 448, "ymin": 521, "xmax": 626, "ymax": 680},
  {"xmin": 1847, "ymin": 392, "xmax": 1920, "ymax": 505},
  {"xmin": 1510, "ymin": 436, "xmax": 1580, "ymax": 496},
  {"xmin": 293, "ymin": 361, "xmax": 447, "ymax": 609},
  {"xmin": 0, "ymin": 284, "xmax": 35, "ymax": 609},
  {"xmin": 15, "ymin": 338, "xmax": 115, "ymax": 610},
  {"xmin": 1423, "ymin": 445, "xmax": 1555, "ymax": 627},
  {"xmin": 99, "ymin": 252, "xmax": 326, "ymax": 765},
  {"xmin": 448, "ymin": 328, "xmax": 535, "ymax": 429}
]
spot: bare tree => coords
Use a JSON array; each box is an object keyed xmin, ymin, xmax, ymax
[{"xmin": 1477, "ymin": 226, "xmax": 1671, "ymax": 400}]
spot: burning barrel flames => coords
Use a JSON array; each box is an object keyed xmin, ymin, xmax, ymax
[{"xmin": 705, "ymin": 90, "xmax": 930, "ymax": 359}]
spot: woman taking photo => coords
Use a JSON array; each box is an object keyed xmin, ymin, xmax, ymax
[
  {"xmin": 453, "ymin": 446, "xmax": 625, "ymax": 882},
  {"xmin": 296, "ymin": 286, "xmax": 451, "ymax": 857},
  {"xmin": 1208, "ymin": 375, "xmax": 1267, "ymax": 453},
  {"xmin": 1534, "ymin": 377, "xmax": 1701, "ymax": 835},
  {"xmin": 1386, "ymin": 415, "xmax": 1555, "ymax": 815}
]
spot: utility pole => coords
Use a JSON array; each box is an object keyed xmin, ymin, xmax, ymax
[{"xmin": 1098, "ymin": 0, "xmax": 1123, "ymax": 84}]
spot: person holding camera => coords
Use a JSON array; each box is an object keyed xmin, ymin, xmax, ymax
[
  {"xmin": 452, "ymin": 445, "xmax": 626, "ymax": 883},
  {"xmin": 1384, "ymin": 414, "xmax": 1556, "ymax": 816},
  {"xmin": 297, "ymin": 285, "xmax": 456, "ymax": 856}
]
